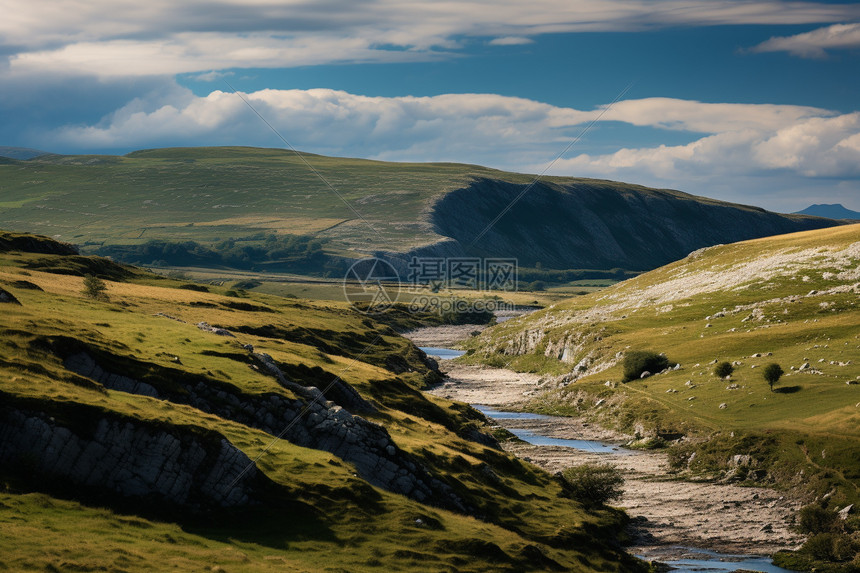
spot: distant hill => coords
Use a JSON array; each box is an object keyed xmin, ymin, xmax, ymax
[
  {"xmin": 0, "ymin": 146, "xmax": 49, "ymax": 160},
  {"xmin": 794, "ymin": 203, "xmax": 860, "ymax": 220},
  {"xmin": 0, "ymin": 146, "xmax": 841, "ymax": 274}
]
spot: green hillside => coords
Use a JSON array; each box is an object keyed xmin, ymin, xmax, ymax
[
  {"xmin": 466, "ymin": 224, "xmax": 860, "ymax": 492},
  {"xmin": 465, "ymin": 223, "xmax": 860, "ymax": 568},
  {"xmin": 0, "ymin": 146, "xmax": 836, "ymax": 276},
  {"xmin": 0, "ymin": 231, "xmax": 643, "ymax": 573}
]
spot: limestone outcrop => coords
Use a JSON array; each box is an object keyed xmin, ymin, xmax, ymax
[
  {"xmin": 62, "ymin": 349, "xmax": 469, "ymax": 513},
  {"xmin": 0, "ymin": 399, "xmax": 258, "ymax": 508}
]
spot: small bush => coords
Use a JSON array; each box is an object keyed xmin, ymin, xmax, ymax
[
  {"xmin": 622, "ymin": 350, "xmax": 670, "ymax": 382},
  {"xmin": 714, "ymin": 361, "xmax": 734, "ymax": 378},
  {"xmin": 177, "ymin": 283, "xmax": 210, "ymax": 292},
  {"xmin": 558, "ymin": 463, "xmax": 624, "ymax": 507},
  {"xmin": 805, "ymin": 533, "xmax": 838, "ymax": 561},
  {"xmin": 797, "ymin": 504, "xmax": 838, "ymax": 534}
]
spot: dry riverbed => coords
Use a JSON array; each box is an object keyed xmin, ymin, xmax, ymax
[{"xmin": 428, "ymin": 361, "xmax": 805, "ymax": 562}]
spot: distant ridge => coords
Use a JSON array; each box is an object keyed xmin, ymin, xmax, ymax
[
  {"xmin": 0, "ymin": 146, "xmax": 844, "ymax": 273},
  {"xmin": 794, "ymin": 203, "xmax": 860, "ymax": 220},
  {"xmin": 0, "ymin": 146, "xmax": 49, "ymax": 160}
]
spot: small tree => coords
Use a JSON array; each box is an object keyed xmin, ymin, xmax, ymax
[
  {"xmin": 559, "ymin": 463, "xmax": 624, "ymax": 508},
  {"xmin": 763, "ymin": 363, "xmax": 784, "ymax": 392},
  {"xmin": 714, "ymin": 361, "xmax": 734, "ymax": 378},
  {"xmin": 82, "ymin": 274, "xmax": 108, "ymax": 301},
  {"xmin": 622, "ymin": 350, "xmax": 671, "ymax": 382}
]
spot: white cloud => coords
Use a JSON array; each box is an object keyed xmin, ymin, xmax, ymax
[
  {"xmin": 189, "ymin": 70, "xmax": 234, "ymax": 82},
  {"xmin": 489, "ymin": 36, "xmax": 534, "ymax": 46},
  {"xmin": 752, "ymin": 23, "xmax": 860, "ymax": 58},
  {"xmin": 4, "ymin": 1, "xmax": 860, "ymax": 77},
  {"xmin": 50, "ymin": 88, "xmax": 860, "ymax": 184},
  {"xmin": 9, "ymin": 34, "xmax": 441, "ymax": 78}
]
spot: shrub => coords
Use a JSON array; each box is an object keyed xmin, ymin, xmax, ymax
[
  {"xmin": 82, "ymin": 274, "xmax": 108, "ymax": 301},
  {"xmin": 805, "ymin": 533, "xmax": 837, "ymax": 561},
  {"xmin": 558, "ymin": 463, "xmax": 624, "ymax": 507},
  {"xmin": 763, "ymin": 363, "xmax": 784, "ymax": 391},
  {"xmin": 177, "ymin": 283, "xmax": 210, "ymax": 292},
  {"xmin": 622, "ymin": 350, "xmax": 670, "ymax": 382},
  {"xmin": 714, "ymin": 361, "xmax": 734, "ymax": 378},
  {"xmin": 797, "ymin": 504, "xmax": 837, "ymax": 534}
]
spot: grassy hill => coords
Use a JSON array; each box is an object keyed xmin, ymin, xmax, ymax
[
  {"xmin": 465, "ymin": 224, "xmax": 860, "ymax": 493},
  {"xmin": 0, "ymin": 146, "xmax": 837, "ymax": 276},
  {"xmin": 464, "ymin": 223, "xmax": 860, "ymax": 568},
  {"xmin": 0, "ymin": 230, "xmax": 644, "ymax": 572}
]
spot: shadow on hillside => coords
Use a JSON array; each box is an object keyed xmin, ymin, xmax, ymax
[
  {"xmin": 181, "ymin": 498, "xmax": 339, "ymax": 549},
  {"xmin": 774, "ymin": 385, "xmax": 802, "ymax": 394}
]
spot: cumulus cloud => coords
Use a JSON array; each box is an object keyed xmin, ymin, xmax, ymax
[
  {"xmin": 49, "ymin": 89, "xmax": 860, "ymax": 186},
  {"xmin": 751, "ymin": 23, "xmax": 860, "ymax": 58},
  {"xmin": 4, "ymin": 1, "xmax": 860, "ymax": 77}
]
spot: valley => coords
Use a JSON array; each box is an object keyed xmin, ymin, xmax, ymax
[{"xmin": 1, "ymin": 149, "xmax": 858, "ymax": 572}]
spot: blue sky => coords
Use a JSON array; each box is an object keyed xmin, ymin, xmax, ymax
[{"xmin": 2, "ymin": 1, "xmax": 860, "ymax": 212}]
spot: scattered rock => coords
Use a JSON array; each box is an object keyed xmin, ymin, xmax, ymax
[
  {"xmin": 719, "ymin": 403, "xmax": 728, "ymax": 409},
  {"xmin": 197, "ymin": 322, "xmax": 235, "ymax": 337},
  {"xmin": 799, "ymin": 362, "xmax": 811, "ymax": 371},
  {"xmin": 640, "ymin": 371, "xmax": 651, "ymax": 379},
  {"xmin": 838, "ymin": 504, "xmax": 854, "ymax": 520},
  {"xmin": 154, "ymin": 312, "xmax": 185, "ymax": 323}
]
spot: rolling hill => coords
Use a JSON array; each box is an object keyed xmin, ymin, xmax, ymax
[
  {"xmin": 464, "ymin": 224, "xmax": 860, "ymax": 506},
  {"xmin": 0, "ymin": 146, "xmax": 838, "ymax": 275},
  {"xmin": 0, "ymin": 230, "xmax": 643, "ymax": 572}
]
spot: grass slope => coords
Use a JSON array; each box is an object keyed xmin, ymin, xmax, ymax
[
  {"xmin": 0, "ymin": 231, "xmax": 642, "ymax": 573},
  {"xmin": 0, "ymin": 146, "xmax": 833, "ymax": 274},
  {"xmin": 465, "ymin": 225, "xmax": 860, "ymax": 506}
]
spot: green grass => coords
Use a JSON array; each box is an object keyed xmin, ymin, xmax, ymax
[
  {"xmin": 1, "ymin": 146, "xmax": 826, "ymax": 281},
  {"xmin": 0, "ymin": 236, "xmax": 645, "ymax": 572},
  {"xmin": 0, "ymin": 146, "xmax": 513, "ymax": 256},
  {"xmin": 467, "ymin": 224, "xmax": 860, "ymax": 506}
]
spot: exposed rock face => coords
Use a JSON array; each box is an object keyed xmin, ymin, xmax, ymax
[
  {"xmin": 0, "ymin": 287, "xmax": 21, "ymax": 305},
  {"xmin": 0, "ymin": 401, "xmax": 257, "ymax": 507},
  {"xmin": 429, "ymin": 178, "xmax": 838, "ymax": 270},
  {"xmin": 63, "ymin": 350, "xmax": 469, "ymax": 513}
]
